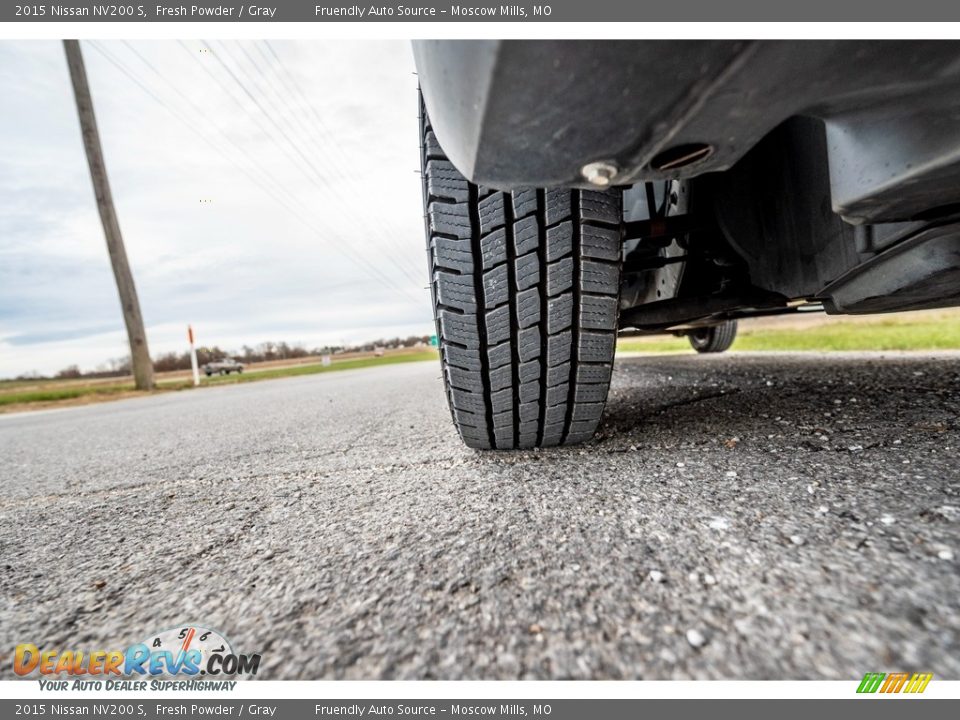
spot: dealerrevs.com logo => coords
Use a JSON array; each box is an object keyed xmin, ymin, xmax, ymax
[{"xmin": 14, "ymin": 625, "xmax": 261, "ymax": 690}]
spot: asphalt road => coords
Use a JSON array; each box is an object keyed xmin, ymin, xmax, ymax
[{"xmin": 1, "ymin": 352, "xmax": 958, "ymax": 680}]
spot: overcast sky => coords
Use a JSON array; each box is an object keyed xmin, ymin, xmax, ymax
[{"xmin": 0, "ymin": 40, "xmax": 431, "ymax": 378}]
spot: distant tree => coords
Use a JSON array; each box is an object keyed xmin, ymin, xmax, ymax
[
  {"xmin": 258, "ymin": 341, "xmax": 277, "ymax": 361},
  {"xmin": 196, "ymin": 346, "xmax": 226, "ymax": 365},
  {"xmin": 153, "ymin": 351, "xmax": 190, "ymax": 372},
  {"xmin": 107, "ymin": 356, "xmax": 131, "ymax": 375},
  {"xmin": 56, "ymin": 365, "xmax": 82, "ymax": 379},
  {"xmin": 31, "ymin": 331, "xmax": 431, "ymax": 383}
]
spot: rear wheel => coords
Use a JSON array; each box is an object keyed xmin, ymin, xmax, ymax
[
  {"xmin": 688, "ymin": 320, "xmax": 738, "ymax": 353},
  {"xmin": 421, "ymin": 103, "xmax": 622, "ymax": 449}
]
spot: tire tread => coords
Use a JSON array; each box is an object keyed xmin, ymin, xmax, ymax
[{"xmin": 422, "ymin": 100, "xmax": 620, "ymax": 449}]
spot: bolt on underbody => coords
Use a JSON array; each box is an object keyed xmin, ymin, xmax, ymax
[{"xmin": 581, "ymin": 161, "xmax": 619, "ymax": 187}]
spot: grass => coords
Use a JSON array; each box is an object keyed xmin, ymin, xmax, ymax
[
  {"xmin": 0, "ymin": 351, "xmax": 438, "ymax": 409},
  {"xmin": 0, "ymin": 384, "xmax": 138, "ymax": 406},
  {"xmin": 200, "ymin": 351, "xmax": 437, "ymax": 385},
  {"xmin": 618, "ymin": 316, "xmax": 960, "ymax": 353},
  {"xmin": 3, "ymin": 312, "xmax": 958, "ymax": 412}
]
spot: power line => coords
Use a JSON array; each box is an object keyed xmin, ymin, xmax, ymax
[
  {"xmin": 201, "ymin": 39, "xmax": 425, "ymax": 288},
  {"xmin": 204, "ymin": 41, "xmax": 425, "ymax": 287},
  {"xmin": 246, "ymin": 41, "xmax": 428, "ymax": 282},
  {"xmin": 119, "ymin": 40, "xmax": 295, "ymax": 202},
  {"xmin": 206, "ymin": 40, "xmax": 337, "ymax": 189},
  {"xmin": 120, "ymin": 37, "xmax": 360, "ymax": 251},
  {"xmin": 207, "ymin": 40, "xmax": 426, "ymax": 286},
  {"xmin": 85, "ymin": 41, "xmax": 425, "ymax": 306},
  {"xmin": 171, "ymin": 39, "xmax": 425, "ymax": 300}
]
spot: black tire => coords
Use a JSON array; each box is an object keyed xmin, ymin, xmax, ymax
[
  {"xmin": 421, "ymin": 103, "xmax": 622, "ymax": 450},
  {"xmin": 688, "ymin": 320, "xmax": 738, "ymax": 353}
]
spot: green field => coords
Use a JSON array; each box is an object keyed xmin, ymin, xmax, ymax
[
  {"xmin": 618, "ymin": 315, "xmax": 960, "ymax": 354},
  {"xmin": 3, "ymin": 314, "xmax": 958, "ymax": 412},
  {"xmin": 199, "ymin": 351, "xmax": 437, "ymax": 385},
  {"xmin": 0, "ymin": 351, "xmax": 438, "ymax": 409},
  {"xmin": 0, "ymin": 384, "xmax": 138, "ymax": 407}
]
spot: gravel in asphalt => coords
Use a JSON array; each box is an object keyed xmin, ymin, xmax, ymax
[{"xmin": 0, "ymin": 352, "xmax": 958, "ymax": 679}]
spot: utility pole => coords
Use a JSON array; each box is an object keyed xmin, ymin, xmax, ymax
[{"xmin": 63, "ymin": 39, "xmax": 154, "ymax": 391}]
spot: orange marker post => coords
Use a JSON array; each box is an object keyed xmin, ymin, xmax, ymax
[{"xmin": 188, "ymin": 325, "xmax": 200, "ymax": 386}]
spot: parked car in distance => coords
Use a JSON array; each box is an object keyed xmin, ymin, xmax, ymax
[{"xmin": 202, "ymin": 358, "xmax": 244, "ymax": 376}]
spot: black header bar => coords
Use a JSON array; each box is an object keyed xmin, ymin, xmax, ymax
[{"xmin": 5, "ymin": 1, "xmax": 960, "ymax": 23}]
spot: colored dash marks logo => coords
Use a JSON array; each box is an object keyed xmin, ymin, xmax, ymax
[{"xmin": 857, "ymin": 672, "xmax": 933, "ymax": 694}]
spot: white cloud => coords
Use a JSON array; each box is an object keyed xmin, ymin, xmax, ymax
[{"xmin": 0, "ymin": 39, "xmax": 432, "ymax": 377}]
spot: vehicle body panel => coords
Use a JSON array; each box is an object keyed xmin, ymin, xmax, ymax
[{"xmin": 414, "ymin": 40, "xmax": 960, "ymax": 225}]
